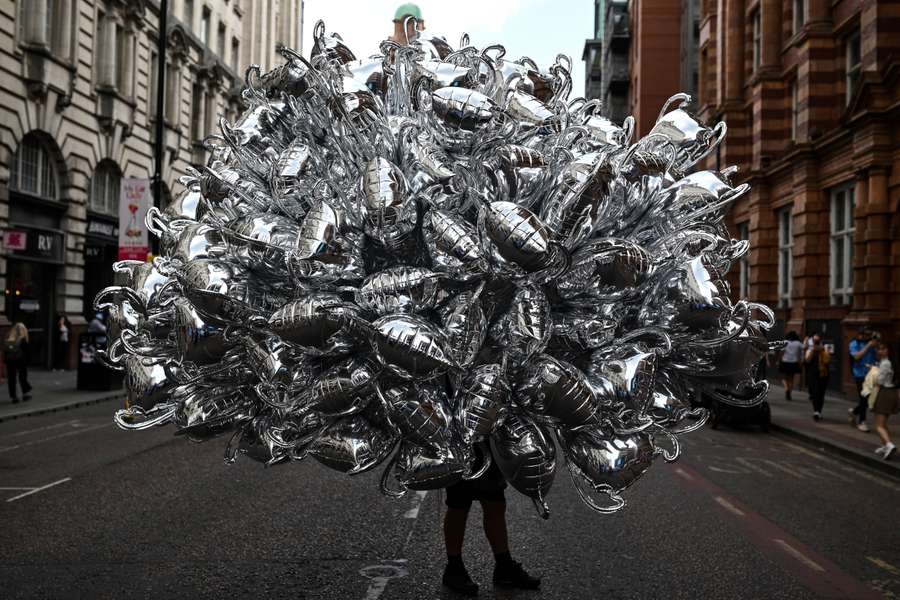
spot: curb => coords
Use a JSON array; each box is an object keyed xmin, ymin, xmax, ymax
[
  {"xmin": 0, "ymin": 392, "xmax": 125, "ymax": 424},
  {"xmin": 770, "ymin": 421, "xmax": 900, "ymax": 480}
]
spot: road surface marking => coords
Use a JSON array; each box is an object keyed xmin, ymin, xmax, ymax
[
  {"xmin": 707, "ymin": 465, "xmax": 747, "ymax": 474},
  {"xmin": 773, "ymin": 539, "xmax": 826, "ymax": 572},
  {"xmin": 867, "ymin": 557, "xmax": 900, "ymax": 577},
  {"xmin": 776, "ymin": 440, "xmax": 900, "ymax": 491},
  {"xmin": 674, "ymin": 463, "xmax": 884, "ymax": 599},
  {"xmin": 734, "ymin": 457, "xmax": 774, "ymax": 477},
  {"xmin": 361, "ymin": 492, "xmax": 426, "ymax": 600},
  {"xmin": 714, "ymin": 496, "xmax": 746, "ymax": 517},
  {"xmin": 360, "ymin": 560, "xmax": 409, "ymax": 600},
  {"xmin": 0, "ymin": 419, "xmax": 82, "ymax": 439},
  {"xmin": 402, "ymin": 490, "xmax": 427, "ymax": 519},
  {"xmin": 0, "ymin": 486, "xmax": 36, "ymax": 490},
  {"xmin": 835, "ymin": 465, "xmax": 900, "ymax": 493},
  {"xmin": 5, "ymin": 477, "xmax": 71, "ymax": 502},
  {"xmin": 674, "ymin": 468, "xmax": 693, "ymax": 480},
  {"xmin": 763, "ymin": 459, "xmax": 809, "ymax": 480},
  {"xmin": 0, "ymin": 423, "xmax": 109, "ymax": 453}
]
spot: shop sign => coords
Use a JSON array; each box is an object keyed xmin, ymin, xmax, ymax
[
  {"xmin": 118, "ymin": 178, "xmax": 151, "ymax": 261},
  {"xmin": 3, "ymin": 230, "xmax": 27, "ymax": 251},
  {"xmin": 88, "ymin": 218, "xmax": 118, "ymax": 238},
  {"xmin": 4, "ymin": 226, "xmax": 64, "ymax": 263}
]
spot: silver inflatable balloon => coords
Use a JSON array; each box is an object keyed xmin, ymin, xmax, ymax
[{"xmin": 101, "ymin": 21, "xmax": 772, "ymax": 518}]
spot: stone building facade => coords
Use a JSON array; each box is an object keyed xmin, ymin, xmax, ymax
[
  {"xmin": 696, "ymin": 0, "xmax": 900, "ymax": 393},
  {"xmin": 0, "ymin": 0, "xmax": 302, "ymax": 368}
]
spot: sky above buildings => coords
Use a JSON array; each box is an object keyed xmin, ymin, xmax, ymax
[{"xmin": 299, "ymin": 0, "xmax": 592, "ymax": 98}]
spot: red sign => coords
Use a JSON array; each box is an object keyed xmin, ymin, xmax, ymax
[
  {"xmin": 4, "ymin": 230, "xmax": 27, "ymax": 251},
  {"xmin": 118, "ymin": 178, "xmax": 150, "ymax": 261}
]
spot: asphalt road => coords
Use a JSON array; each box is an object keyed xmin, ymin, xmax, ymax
[{"xmin": 1, "ymin": 401, "xmax": 899, "ymax": 599}]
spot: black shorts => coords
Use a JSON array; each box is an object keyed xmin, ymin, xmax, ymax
[
  {"xmin": 445, "ymin": 452, "xmax": 507, "ymax": 511},
  {"xmin": 778, "ymin": 361, "xmax": 800, "ymax": 376}
]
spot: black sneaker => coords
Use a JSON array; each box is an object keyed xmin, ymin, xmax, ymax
[
  {"xmin": 443, "ymin": 565, "xmax": 478, "ymax": 596},
  {"xmin": 23, "ymin": 394, "xmax": 32, "ymax": 402},
  {"xmin": 11, "ymin": 397, "xmax": 19, "ymax": 404},
  {"xmin": 493, "ymin": 560, "xmax": 540, "ymax": 590}
]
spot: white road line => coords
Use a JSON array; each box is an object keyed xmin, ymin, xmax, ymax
[
  {"xmin": 773, "ymin": 539, "xmax": 826, "ymax": 572},
  {"xmin": 836, "ymin": 464, "xmax": 900, "ymax": 493},
  {"xmin": 867, "ymin": 556, "xmax": 900, "ymax": 577},
  {"xmin": 0, "ymin": 423, "xmax": 109, "ymax": 453},
  {"xmin": 762, "ymin": 459, "xmax": 809, "ymax": 480},
  {"xmin": 0, "ymin": 420, "xmax": 82, "ymax": 440},
  {"xmin": 5, "ymin": 477, "xmax": 71, "ymax": 502},
  {"xmin": 734, "ymin": 457, "xmax": 774, "ymax": 478},
  {"xmin": 714, "ymin": 496, "xmax": 746, "ymax": 517},
  {"xmin": 674, "ymin": 468, "xmax": 693, "ymax": 480},
  {"xmin": 402, "ymin": 490, "xmax": 428, "ymax": 519}
]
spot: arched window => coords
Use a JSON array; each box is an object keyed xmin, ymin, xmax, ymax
[
  {"xmin": 9, "ymin": 134, "xmax": 59, "ymax": 200},
  {"xmin": 90, "ymin": 161, "xmax": 122, "ymax": 215}
]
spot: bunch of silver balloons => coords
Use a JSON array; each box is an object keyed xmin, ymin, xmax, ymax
[{"xmin": 97, "ymin": 21, "xmax": 775, "ymax": 517}]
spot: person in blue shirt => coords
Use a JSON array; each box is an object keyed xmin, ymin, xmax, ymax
[{"xmin": 848, "ymin": 327, "xmax": 879, "ymax": 431}]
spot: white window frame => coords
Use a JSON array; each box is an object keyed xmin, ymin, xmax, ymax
[
  {"xmin": 846, "ymin": 31, "xmax": 861, "ymax": 105},
  {"xmin": 751, "ymin": 9, "xmax": 761, "ymax": 72},
  {"xmin": 9, "ymin": 136, "xmax": 59, "ymax": 200},
  {"xmin": 231, "ymin": 36, "xmax": 240, "ymax": 72},
  {"xmin": 200, "ymin": 6, "xmax": 211, "ymax": 46},
  {"xmin": 90, "ymin": 162, "xmax": 121, "ymax": 215},
  {"xmin": 777, "ymin": 207, "xmax": 793, "ymax": 307},
  {"xmin": 738, "ymin": 222, "xmax": 750, "ymax": 299},
  {"xmin": 792, "ymin": 0, "xmax": 806, "ymax": 36},
  {"xmin": 830, "ymin": 183, "xmax": 855, "ymax": 305}
]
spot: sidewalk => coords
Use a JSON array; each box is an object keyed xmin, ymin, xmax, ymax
[
  {"xmin": 0, "ymin": 369, "xmax": 125, "ymax": 423},
  {"xmin": 766, "ymin": 383, "xmax": 900, "ymax": 478}
]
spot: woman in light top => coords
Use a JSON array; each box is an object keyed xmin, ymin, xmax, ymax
[
  {"xmin": 871, "ymin": 343, "xmax": 897, "ymax": 460},
  {"xmin": 778, "ymin": 331, "xmax": 803, "ymax": 401}
]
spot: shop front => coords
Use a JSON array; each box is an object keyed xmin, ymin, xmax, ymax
[
  {"xmin": 4, "ymin": 225, "xmax": 65, "ymax": 368},
  {"xmin": 83, "ymin": 216, "xmax": 119, "ymax": 321}
]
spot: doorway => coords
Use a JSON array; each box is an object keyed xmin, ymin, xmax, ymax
[{"xmin": 5, "ymin": 259, "xmax": 56, "ymax": 368}]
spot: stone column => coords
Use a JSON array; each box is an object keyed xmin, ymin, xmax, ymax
[
  {"xmin": 851, "ymin": 173, "xmax": 868, "ymax": 313},
  {"xmin": 863, "ymin": 168, "xmax": 890, "ymax": 313},
  {"xmin": 760, "ymin": 0, "xmax": 780, "ymax": 68},
  {"xmin": 96, "ymin": 13, "xmax": 117, "ymax": 89},
  {"xmin": 26, "ymin": 0, "xmax": 49, "ymax": 47},
  {"xmin": 723, "ymin": 0, "xmax": 744, "ymax": 101}
]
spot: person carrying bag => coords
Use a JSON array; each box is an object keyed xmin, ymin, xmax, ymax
[{"xmin": 4, "ymin": 322, "xmax": 32, "ymax": 404}]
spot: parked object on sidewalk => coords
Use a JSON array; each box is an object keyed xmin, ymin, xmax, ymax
[
  {"xmin": 76, "ymin": 333, "xmax": 123, "ymax": 392},
  {"xmin": 4, "ymin": 321, "xmax": 32, "ymax": 403}
]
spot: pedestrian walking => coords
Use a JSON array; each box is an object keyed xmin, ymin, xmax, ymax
[
  {"xmin": 441, "ymin": 451, "xmax": 540, "ymax": 595},
  {"xmin": 804, "ymin": 333, "xmax": 830, "ymax": 421},
  {"xmin": 778, "ymin": 331, "xmax": 803, "ymax": 401},
  {"xmin": 4, "ymin": 321, "xmax": 32, "ymax": 404},
  {"xmin": 54, "ymin": 315, "xmax": 70, "ymax": 371},
  {"xmin": 868, "ymin": 344, "xmax": 897, "ymax": 460},
  {"xmin": 848, "ymin": 327, "xmax": 878, "ymax": 431}
]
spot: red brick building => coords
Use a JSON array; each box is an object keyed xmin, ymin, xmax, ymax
[
  {"xmin": 628, "ymin": 0, "xmax": 685, "ymax": 136},
  {"xmin": 695, "ymin": 0, "xmax": 900, "ymax": 393}
]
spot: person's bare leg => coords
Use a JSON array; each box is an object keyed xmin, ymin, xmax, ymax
[
  {"xmin": 443, "ymin": 507, "xmax": 469, "ymax": 556},
  {"xmin": 481, "ymin": 500, "xmax": 509, "ymax": 554},
  {"xmin": 875, "ymin": 414, "xmax": 891, "ymax": 446}
]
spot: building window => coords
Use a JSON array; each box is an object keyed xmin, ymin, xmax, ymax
[
  {"xmin": 184, "ymin": 0, "xmax": 194, "ymax": 29},
  {"xmin": 17, "ymin": 0, "xmax": 75, "ymax": 59},
  {"xmin": 191, "ymin": 81, "xmax": 206, "ymax": 142},
  {"xmin": 231, "ymin": 37, "xmax": 240, "ymax": 72},
  {"xmin": 846, "ymin": 31, "xmax": 861, "ymax": 105},
  {"xmin": 790, "ymin": 78, "xmax": 799, "ymax": 140},
  {"xmin": 792, "ymin": 0, "xmax": 805, "ymax": 36},
  {"xmin": 9, "ymin": 135, "xmax": 59, "ymax": 200},
  {"xmin": 217, "ymin": 22, "xmax": 226, "ymax": 57},
  {"xmin": 777, "ymin": 207, "xmax": 793, "ymax": 307},
  {"xmin": 830, "ymin": 184, "xmax": 855, "ymax": 305},
  {"xmin": 115, "ymin": 23, "xmax": 129, "ymax": 93},
  {"xmin": 738, "ymin": 222, "xmax": 749, "ymax": 299},
  {"xmin": 751, "ymin": 9, "xmax": 761, "ymax": 72},
  {"xmin": 90, "ymin": 161, "xmax": 121, "ymax": 215},
  {"xmin": 200, "ymin": 7, "xmax": 211, "ymax": 46},
  {"xmin": 148, "ymin": 48, "xmax": 158, "ymax": 118}
]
